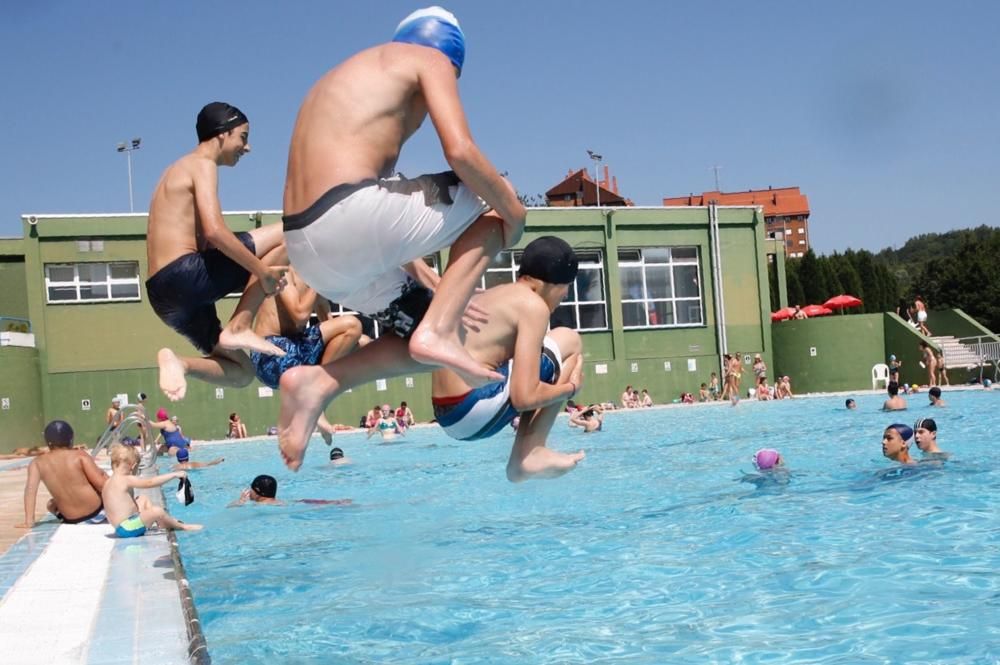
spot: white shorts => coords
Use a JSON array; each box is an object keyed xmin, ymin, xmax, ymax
[
  {"xmin": 283, "ymin": 172, "xmax": 491, "ymax": 314},
  {"xmin": 917, "ymin": 310, "xmax": 928, "ymax": 323}
]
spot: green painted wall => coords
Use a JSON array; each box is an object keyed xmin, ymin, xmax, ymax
[
  {"xmin": 0, "ymin": 258, "xmax": 29, "ymax": 321},
  {"xmin": 772, "ymin": 314, "xmax": 885, "ymax": 393},
  {"xmin": 925, "ymin": 308, "xmax": 998, "ymax": 342},
  {"xmin": 0, "ymin": 347, "xmax": 43, "ymax": 451}
]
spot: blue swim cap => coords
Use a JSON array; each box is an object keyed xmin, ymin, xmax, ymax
[
  {"xmin": 887, "ymin": 423, "xmax": 913, "ymax": 444},
  {"xmin": 176, "ymin": 448, "xmax": 189, "ymax": 462},
  {"xmin": 985, "ymin": 379, "xmax": 993, "ymax": 387},
  {"xmin": 393, "ymin": 6, "xmax": 465, "ymax": 74}
]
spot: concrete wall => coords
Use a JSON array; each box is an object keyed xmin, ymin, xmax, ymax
[
  {"xmin": 0, "ymin": 257, "xmax": 29, "ymax": 322},
  {"xmin": 772, "ymin": 314, "xmax": 885, "ymax": 393},
  {"xmin": 883, "ymin": 314, "xmax": 939, "ymax": 388},
  {"xmin": 0, "ymin": 346, "xmax": 43, "ymax": 450}
]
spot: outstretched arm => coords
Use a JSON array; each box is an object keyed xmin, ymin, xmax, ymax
[{"xmin": 126, "ymin": 470, "xmax": 186, "ymax": 490}]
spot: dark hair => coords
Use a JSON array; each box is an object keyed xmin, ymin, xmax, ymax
[
  {"xmin": 44, "ymin": 420, "xmax": 74, "ymax": 447},
  {"xmin": 400, "ymin": 401, "xmax": 407, "ymax": 408},
  {"xmin": 887, "ymin": 381, "xmax": 899, "ymax": 397},
  {"xmin": 929, "ymin": 386, "xmax": 942, "ymax": 398},
  {"xmin": 229, "ymin": 412, "xmax": 238, "ymax": 421},
  {"xmin": 845, "ymin": 398, "xmax": 856, "ymax": 407},
  {"xmin": 250, "ymin": 474, "xmax": 277, "ymax": 499}
]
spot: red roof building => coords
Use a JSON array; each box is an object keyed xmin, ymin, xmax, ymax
[
  {"xmin": 545, "ymin": 167, "xmax": 631, "ymax": 207},
  {"xmin": 662, "ymin": 186, "xmax": 810, "ymax": 257}
]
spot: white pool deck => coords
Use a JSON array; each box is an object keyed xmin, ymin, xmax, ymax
[
  {"xmin": 0, "ymin": 477, "xmax": 197, "ymax": 665},
  {"xmin": 0, "ymin": 385, "xmax": 990, "ymax": 663}
]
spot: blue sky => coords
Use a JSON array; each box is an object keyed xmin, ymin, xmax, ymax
[{"xmin": 2, "ymin": 1, "xmax": 998, "ymax": 252}]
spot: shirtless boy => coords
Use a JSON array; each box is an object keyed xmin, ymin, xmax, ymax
[
  {"xmin": 881, "ymin": 424, "xmax": 916, "ymax": 465},
  {"xmin": 277, "ymin": 7, "xmax": 529, "ymax": 468},
  {"xmin": 102, "ymin": 444, "xmax": 201, "ymax": 537},
  {"xmin": 147, "ymin": 102, "xmax": 288, "ymax": 402},
  {"xmin": 18, "ymin": 420, "xmax": 108, "ymax": 528},
  {"xmin": 431, "ymin": 237, "xmax": 585, "ymax": 481},
  {"xmin": 882, "ymin": 381, "xmax": 908, "ymax": 411}
]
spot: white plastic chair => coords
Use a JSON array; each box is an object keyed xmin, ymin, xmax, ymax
[{"xmin": 871, "ymin": 363, "xmax": 890, "ymax": 390}]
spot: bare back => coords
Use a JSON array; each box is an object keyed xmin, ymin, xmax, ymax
[
  {"xmin": 147, "ymin": 153, "xmax": 215, "ymax": 275},
  {"xmin": 283, "ymin": 43, "xmax": 443, "ymax": 215},
  {"xmin": 102, "ymin": 473, "xmax": 138, "ymax": 526},
  {"xmin": 34, "ymin": 449, "xmax": 106, "ymax": 520}
]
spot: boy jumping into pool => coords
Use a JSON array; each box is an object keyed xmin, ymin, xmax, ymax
[
  {"xmin": 431, "ymin": 236, "xmax": 585, "ymax": 481},
  {"xmin": 148, "ymin": 101, "xmax": 288, "ymax": 402},
  {"xmin": 103, "ymin": 444, "xmax": 202, "ymax": 537},
  {"xmin": 280, "ymin": 7, "xmax": 525, "ymax": 404}
]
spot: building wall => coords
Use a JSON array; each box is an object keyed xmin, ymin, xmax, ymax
[
  {"xmin": 0, "ymin": 346, "xmax": 43, "ymax": 449},
  {"xmin": 772, "ymin": 314, "xmax": 885, "ymax": 393},
  {"xmin": 0, "ymin": 257, "xmax": 29, "ymax": 322},
  {"xmin": 1, "ymin": 205, "xmax": 772, "ymax": 450}
]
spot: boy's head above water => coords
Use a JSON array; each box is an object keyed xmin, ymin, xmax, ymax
[{"xmin": 250, "ymin": 474, "xmax": 278, "ymax": 500}]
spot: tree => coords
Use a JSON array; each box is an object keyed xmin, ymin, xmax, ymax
[
  {"xmin": 831, "ymin": 253, "xmax": 864, "ymax": 301},
  {"xmin": 852, "ymin": 251, "xmax": 882, "ymax": 314},
  {"xmin": 785, "ymin": 261, "xmax": 806, "ymax": 308},
  {"xmin": 797, "ymin": 250, "xmax": 828, "ymax": 304}
]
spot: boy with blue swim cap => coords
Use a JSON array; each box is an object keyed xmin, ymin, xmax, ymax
[
  {"xmin": 882, "ymin": 424, "xmax": 915, "ymax": 464},
  {"xmin": 279, "ymin": 6, "xmax": 528, "ymax": 470}
]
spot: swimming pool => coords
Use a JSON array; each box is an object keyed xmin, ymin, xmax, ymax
[{"xmin": 172, "ymin": 390, "xmax": 1000, "ymax": 663}]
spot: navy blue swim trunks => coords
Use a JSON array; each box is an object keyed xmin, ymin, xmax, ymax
[
  {"xmin": 145, "ymin": 232, "xmax": 256, "ymax": 355},
  {"xmin": 251, "ymin": 325, "xmax": 325, "ymax": 389}
]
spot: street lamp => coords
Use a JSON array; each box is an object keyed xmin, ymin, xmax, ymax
[
  {"xmin": 586, "ymin": 150, "xmax": 602, "ymax": 208},
  {"xmin": 116, "ymin": 137, "xmax": 141, "ymax": 212}
]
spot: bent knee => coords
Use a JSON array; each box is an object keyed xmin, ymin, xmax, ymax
[{"xmin": 549, "ymin": 327, "xmax": 582, "ymax": 353}]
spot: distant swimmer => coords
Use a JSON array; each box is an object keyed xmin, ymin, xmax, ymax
[
  {"xmin": 367, "ymin": 405, "xmax": 404, "ymax": 442},
  {"xmin": 913, "ymin": 418, "xmax": 949, "ymax": 460},
  {"xmin": 430, "ymin": 237, "xmax": 585, "ymax": 481},
  {"xmin": 277, "ymin": 6, "xmax": 528, "ymax": 469},
  {"xmin": 845, "ymin": 398, "xmax": 857, "ymax": 410},
  {"xmin": 741, "ymin": 448, "xmax": 789, "ymax": 487},
  {"xmin": 171, "ymin": 447, "xmax": 225, "ymax": 471},
  {"xmin": 882, "ymin": 382, "xmax": 908, "ymax": 411},
  {"xmin": 927, "ymin": 386, "xmax": 946, "ymax": 407},
  {"xmin": 569, "ymin": 404, "xmax": 604, "ymax": 433},
  {"xmin": 329, "ymin": 447, "xmax": 352, "ymax": 466},
  {"xmin": 882, "ymin": 424, "xmax": 916, "ymax": 465},
  {"xmin": 147, "ymin": 102, "xmax": 288, "ymax": 402},
  {"xmin": 228, "ymin": 474, "xmax": 351, "ymax": 507}
]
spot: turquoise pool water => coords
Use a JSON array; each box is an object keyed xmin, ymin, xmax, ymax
[{"xmin": 172, "ymin": 390, "xmax": 1000, "ymax": 664}]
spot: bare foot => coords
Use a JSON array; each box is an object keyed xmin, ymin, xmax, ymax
[
  {"xmin": 511, "ymin": 448, "xmax": 586, "ymax": 482},
  {"xmin": 409, "ymin": 328, "xmax": 503, "ymax": 386},
  {"xmin": 278, "ymin": 366, "xmax": 332, "ymax": 471},
  {"xmin": 317, "ymin": 414, "xmax": 335, "ymax": 446},
  {"xmin": 219, "ymin": 328, "xmax": 286, "ymax": 357},
  {"xmin": 158, "ymin": 348, "xmax": 188, "ymax": 402},
  {"xmin": 178, "ymin": 523, "xmax": 203, "ymax": 531}
]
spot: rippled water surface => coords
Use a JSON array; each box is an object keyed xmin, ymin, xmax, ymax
[{"xmin": 174, "ymin": 390, "xmax": 1000, "ymax": 664}]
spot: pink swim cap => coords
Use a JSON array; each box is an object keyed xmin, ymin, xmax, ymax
[
  {"xmin": 156, "ymin": 408, "xmax": 169, "ymax": 421},
  {"xmin": 753, "ymin": 448, "xmax": 781, "ymax": 470}
]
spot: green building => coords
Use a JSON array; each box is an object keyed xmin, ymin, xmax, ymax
[{"xmin": 0, "ymin": 204, "xmax": 776, "ymax": 451}]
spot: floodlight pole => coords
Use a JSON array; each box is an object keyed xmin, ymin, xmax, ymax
[
  {"xmin": 587, "ymin": 150, "xmax": 603, "ymax": 208},
  {"xmin": 116, "ymin": 138, "xmax": 142, "ymax": 212}
]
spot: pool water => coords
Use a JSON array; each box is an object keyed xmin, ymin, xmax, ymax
[{"xmin": 172, "ymin": 390, "xmax": 1000, "ymax": 664}]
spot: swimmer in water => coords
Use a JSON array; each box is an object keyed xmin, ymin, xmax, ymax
[
  {"xmin": 927, "ymin": 386, "xmax": 946, "ymax": 407},
  {"xmin": 846, "ymin": 398, "xmax": 857, "ymax": 410},
  {"xmin": 741, "ymin": 448, "xmax": 789, "ymax": 487},
  {"xmin": 171, "ymin": 447, "xmax": 224, "ymax": 470},
  {"xmin": 228, "ymin": 474, "xmax": 351, "ymax": 507},
  {"xmin": 882, "ymin": 424, "xmax": 916, "ymax": 464},
  {"xmin": 913, "ymin": 418, "xmax": 948, "ymax": 460},
  {"xmin": 569, "ymin": 404, "xmax": 604, "ymax": 433},
  {"xmin": 367, "ymin": 405, "xmax": 403, "ymax": 442},
  {"xmin": 329, "ymin": 447, "xmax": 352, "ymax": 466}
]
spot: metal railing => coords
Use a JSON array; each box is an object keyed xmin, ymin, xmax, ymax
[
  {"xmin": 0, "ymin": 316, "xmax": 32, "ymax": 333},
  {"xmin": 92, "ymin": 405, "xmax": 158, "ymax": 469},
  {"xmin": 946, "ymin": 335, "xmax": 1000, "ymax": 383}
]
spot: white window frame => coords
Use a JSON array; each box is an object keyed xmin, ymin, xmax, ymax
[
  {"xmin": 618, "ymin": 247, "xmax": 704, "ymax": 329},
  {"xmin": 478, "ymin": 249, "xmax": 609, "ymax": 332},
  {"xmin": 45, "ymin": 262, "xmax": 141, "ymax": 304}
]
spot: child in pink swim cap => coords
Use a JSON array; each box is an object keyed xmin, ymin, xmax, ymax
[{"xmin": 752, "ymin": 448, "xmax": 783, "ymax": 470}]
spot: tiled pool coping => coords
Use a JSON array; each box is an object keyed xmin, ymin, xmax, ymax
[{"xmin": 0, "ymin": 463, "xmax": 205, "ymax": 665}]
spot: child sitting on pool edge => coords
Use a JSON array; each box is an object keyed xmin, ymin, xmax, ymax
[{"xmin": 103, "ymin": 444, "xmax": 202, "ymax": 537}]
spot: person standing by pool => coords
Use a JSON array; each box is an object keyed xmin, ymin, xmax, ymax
[
  {"xmin": 105, "ymin": 397, "xmax": 123, "ymax": 431},
  {"xmin": 228, "ymin": 413, "xmax": 248, "ymax": 439},
  {"xmin": 914, "ymin": 296, "xmax": 931, "ymax": 336},
  {"xmin": 17, "ymin": 420, "xmax": 108, "ymax": 529},
  {"xmin": 882, "ymin": 382, "xmax": 908, "ymax": 411},
  {"xmin": 430, "ymin": 237, "xmax": 586, "ymax": 481},
  {"xmin": 277, "ymin": 5, "xmax": 528, "ymax": 460},
  {"xmin": 150, "ymin": 408, "xmax": 190, "ymax": 456},
  {"xmin": 920, "ymin": 342, "xmax": 938, "ymax": 387},
  {"xmin": 881, "ymin": 424, "xmax": 916, "ymax": 465},
  {"xmin": 148, "ymin": 102, "xmax": 289, "ymax": 403},
  {"xmin": 395, "ymin": 401, "xmax": 415, "ymax": 428}
]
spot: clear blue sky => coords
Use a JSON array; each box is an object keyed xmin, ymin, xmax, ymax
[{"xmin": 2, "ymin": 1, "xmax": 998, "ymax": 253}]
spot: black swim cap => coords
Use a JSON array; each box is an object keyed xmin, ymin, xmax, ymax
[
  {"xmin": 914, "ymin": 417, "xmax": 937, "ymax": 432},
  {"xmin": 330, "ymin": 447, "xmax": 344, "ymax": 460},
  {"xmin": 518, "ymin": 236, "xmax": 578, "ymax": 285},
  {"xmin": 44, "ymin": 420, "xmax": 74, "ymax": 447},
  {"xmin": 196, "ymin": 102, "xmax": 249, "ymax": 143},
  {"xmin": 250, "ymin": 474, "xmax": 277, "ymax": 499}
]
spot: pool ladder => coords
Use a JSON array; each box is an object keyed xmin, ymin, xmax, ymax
[{"xmin": 92, "ymin": 405, "xmax": 158, "ymax": 470}]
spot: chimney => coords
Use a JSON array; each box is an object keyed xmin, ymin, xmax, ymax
[
  {"xmin": 612, "ymin": 176, "xmax": 619, "ymax": 194},
  {"xmin": 603, "ymin": 165, "xmax": 609, "ymax": 190}
]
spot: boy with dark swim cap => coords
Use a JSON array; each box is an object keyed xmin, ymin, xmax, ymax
[
  {"xmin": 913, "ymin": 418, "xmax": 948, "ymax": 459},
  {"xmin": 148, "ymin": 101, "xmax": 289, "ymax": 403},
  {"xmin": 430, "ymin": 236, "xmax": 586, "ymax": 481},
  {"xmin": 927, "ymin": 386, "xmax": 946, "ymax": 407},
  {"xmin": 882, "ymin": 424, "xmax": 916, "ymax": 464},
  {"xmin": 18, "ymin": 420, "xmax": 109, "ymax": 529},
  {"xmin": 277, "ymin": 7, "xmax": 528, "ymax": 469}
]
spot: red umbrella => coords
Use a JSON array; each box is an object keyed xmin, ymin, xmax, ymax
[
  {"xmin": 823, "ymin": 294, "xmax": 863, "ymax": 310},
  {"xmin": 770, "ymin": 307, "xmax": 797, "ymax": 322},
  {"xmin": 802, "ymin": 304, "xmax": 834, "ymax": 317}
]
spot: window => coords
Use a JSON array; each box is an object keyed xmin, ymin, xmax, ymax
[
  {"xmin": 45, "ymin": 262, "xmax": 140, "ymax": 303},
  {"xmin": 478, "ymin": 249, "xmax": 608, "ymax": 331},
  {"xmin": 797, "ymin": 227, "xmax": 805, "ymax": 234},
  {"xmin": 798, "ymin": 240, "xmax": 806, "ymax": 245},
  {"xmin": 618, "ymin": 247, "xmax": 703, "ymax": 328}
]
